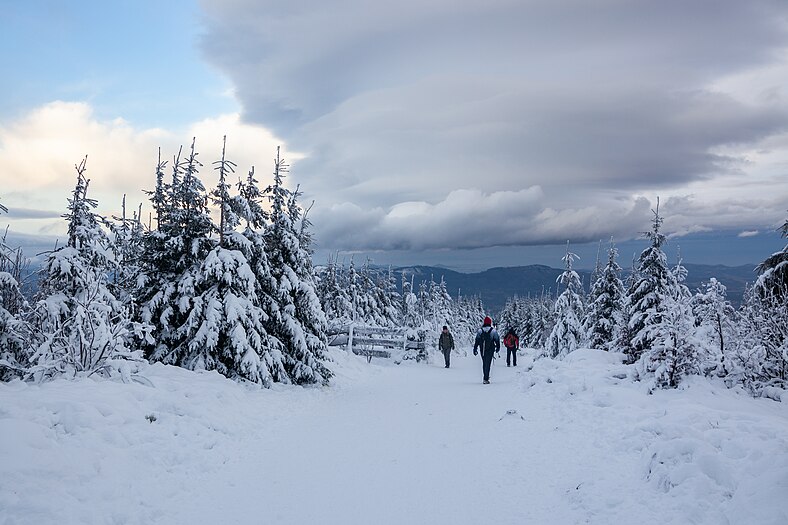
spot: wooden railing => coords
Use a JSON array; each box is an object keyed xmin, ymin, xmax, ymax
[{"xmin": 327, "ymin": 324, "xmax": 426, "ymax": 360}]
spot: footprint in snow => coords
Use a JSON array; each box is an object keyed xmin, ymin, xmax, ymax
[{"xmin": 499, "ymin": 409, "xmax": 525, "ymax": 421}]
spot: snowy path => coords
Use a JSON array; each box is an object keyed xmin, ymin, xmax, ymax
[{"xmin": 2, "ymin": 349, "xmax": 788, "ymax": 524}]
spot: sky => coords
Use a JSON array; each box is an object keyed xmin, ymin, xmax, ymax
[{"xmin": 1, "ymin": 0, "xmax": 787, "ymax": 271}]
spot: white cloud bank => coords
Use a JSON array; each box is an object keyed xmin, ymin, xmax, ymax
[{"xmin": 0, "ymin": 101, "xmax": 293, "ymax": 236}]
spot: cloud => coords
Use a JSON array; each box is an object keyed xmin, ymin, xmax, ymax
[
  {"xmin": 2, "ymin": 208, "xmax": 61, "ymax": 220},
  {"xmin": 198, "ymin": 0, "xmax": 788, "ymax": 254},
  {"xmin": 314, "ymin": 189, "xmax": 652, "ymax": 251},
  {"xmin": 0, "ymin": 101, "xmax": 292, "ymax": 236},
  {"xmin": 201, "ymin": 0, "xmax": 788, "ymax": 133},
  {"xmin": 738, "ymin": 230, "xmax": 760, "ymax": 237}
]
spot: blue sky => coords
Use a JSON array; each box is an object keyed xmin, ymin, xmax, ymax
[
  {"xmin": 1, "ymin": 1, "xmax": 234, "ymax": 127},
  {"xmin": 1, "ymin": 0, "xmax": 787, "ymax": 271}
]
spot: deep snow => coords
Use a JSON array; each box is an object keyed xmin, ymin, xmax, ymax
[{"xmin": 1, "ymin": 348, "xmax": 787, "ymax": 524}]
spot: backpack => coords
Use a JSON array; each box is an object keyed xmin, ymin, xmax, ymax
[
  {"xmin": 504, "ymin": 333, "xmax": 516, "ymax": 348},
  {"xmin": 479, "ymin": 328, "xmax": 494, "ymax": 352}
]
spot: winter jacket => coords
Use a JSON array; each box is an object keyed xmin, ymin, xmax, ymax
[
  {"xmin": 439, "ymin": 332, "xmax": 455, "ymax": 351},
  {"xmin": 473, "ymin": 326, "xmax": 500, "ymax": 356},
  {"xmin": 503, "ymin": 331, "xmax": 519, "ymax": 349}
]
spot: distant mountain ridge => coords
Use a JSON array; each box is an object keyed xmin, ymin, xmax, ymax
[{"xmin": 395, "ymin": 263, "xmax": 758, "ymax": 313}]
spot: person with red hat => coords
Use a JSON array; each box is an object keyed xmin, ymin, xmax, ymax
[{"xmin": 473, "ymin": 316, "xmax": 500, "ymax": 384}]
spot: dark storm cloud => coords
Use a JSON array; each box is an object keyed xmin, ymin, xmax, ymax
[
  {"xmin": 199, "ymin": 0, "xmax": 788, "ymax": 252},
  {"xmin": 3, "ymin": 207, "xmax": 62, "ymax": 220}
]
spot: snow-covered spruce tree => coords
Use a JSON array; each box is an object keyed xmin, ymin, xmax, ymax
[
  {"xmin": 147, "ymin": 147, "xmax": 169, "ymax": 231},
  {"xmin": 353, "ymin": 261, "xmax": 400, "ymax": 328},
  {"xmin": 614, "ymin": 255, "xmax": 637, "ymax": 356},
  {"xmin": 286, "ymin": 183, "xmax": 334, "ymax": 381},
  {"xmin": 177, "ymin": 138, "xmax": 287, "ymax": 385},
  {"xmin": 450, "ymin": 292, "xmax": 482, "ymax": 351},
  {"xmin": 363, "ymin": 260, "xmax": 384, "ymax": 325},
  {"xmin": 351, "ymin": 258, "xmax": 388, "ymax": 325},
  {"xmin": 417, "ymin": 279, "xmax": 431, "ymax": 327},
  {"xmin": 692, "ymin": 278, "xmax": 736, "ymax": 376},
  {"xmin": 641, "ymin": 293, "xmax": 701, "ymax": 389},
  {"xmin": 107, "ymin": 196, "xmax": 152, "ymax": 349},
  {"xmin": 234, "ymin": 165, "xmax": 290, "ymax": 383},
  {"xmin": 515, "ymin": 297, "xmax": 535, "ymax": 346},
  {"xmin": 671, "ymin": 248, "xmax": 692, "ymax": 304},
  {"xmin": 0, "ymin": 201, "xmax": 30, "ymax": 380},
  {"xmin": 586, "ymin": 238, "xmax": 625, "ymax": 351},
  {"xmin": 317, "ymin": 255, "xmax": 353, "ymax": 325},
  {"xmin": 731, "ymin": 215, "xmax": 788, "ymax": 391},
  {"xmin": 754, "ymin": 214, "xmax": 788, "ymax": 300},
  {"xmin": 417, "ymin": 275, "xmax": 451, "ymax": 353},
  {"xmin": 501, "ymin": 295, "xmax": 529, "ymax": 340},
  {"xmin": 141, "ymin": 139, "xmax": 214, "ymax": 363},
  {"xmin": 401, "ymin": 273, "xmax": 419, "ymax": 328},
  {"xmin": 546, "ymin": 242, "xmax": 585, "ymax": 359},
  {"xmin": 626, "ymin": 200, "xmax": 677, "ymax": 364},
  {"xmin": 432, "ymin": 276, "xmax": 454, "ymax": 329},
  {"xmin": 638, "ymin": 232, "xmax": 700, "ymax": 387},
  {"xmin": 524, "ymin": 291, "xmax": 554, "ymax": 349},
  {"xmin": 108, "ymin": 196, "xmax": 145, "ymax": 304},
  {"xmin": 580, "ymin": 242, "xmax": 603, "ymax": 337},
  {"xmin": 343, "ymin": 258, "xmax": 358, "ymax": 322},
  {"xmin": 374, "ymin": 266, "xmax": 401, "ymax": 327},
  {"xmin": 30, "ymin": 158, "xmax": 138, "ymax": 380},
  {"xmin": 499, "ymin": 296, "xmax": 518, "ymax": 333},
  {"xmin": 263, "ymin": 147, "xmax": 331, "ymax": 385},
  {"xmin": 138, "ymin": 146, "xmax": 182, "ymax": 357},
  {"xmin": 537, "ymin": 293, "xmax": 556, "ymax": 348}
]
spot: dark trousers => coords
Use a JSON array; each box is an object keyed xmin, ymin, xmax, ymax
[
  {"xmin": 442, "ymin": 348, "xmax": 451, "ymax": 367},
  {"xmin": 481, "ymin": 351, "xmax": 494, "ymax": 381},
  {"xmin": 506, "ymin": 347, "xmax": 517, "ymax": 366}
]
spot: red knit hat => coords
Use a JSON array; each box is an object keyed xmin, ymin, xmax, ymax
[{"xmin": 483, "ymin": 316, "xmax": 492, "ymax": 327}]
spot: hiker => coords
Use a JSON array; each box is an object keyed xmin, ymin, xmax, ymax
[
  {"xmin": 503, "ymin": 327, "xmax": 519, "ymax": 367},
  {"xmin": 438, "ymin": 325, "xmax": 455, "ymax": 368},
  {"xmin": 473, "ymin": 316, "xmax": 500, "ymax": 384}
]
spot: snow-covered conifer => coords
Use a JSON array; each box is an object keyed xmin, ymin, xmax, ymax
[
  {"xmin": 586, "ymin": 238, "xmax": 625, "ymax": 351},
  {"xmin": 671, "ymin": 248, "xmax": 692, "ymax": 302},
  {"xmin": 235, "ymin": 165, "xmax": 291, "ymax": 383},
  {"xmin": 417, "ymin": 279, "xmax": 431, "ymax": 327},
  {"xmin": 263, "ymin": 147, "xmax": 331, "ymax": 385},
  {"xmin": 0, "ymin": 203, "xmax": 30, "ymax": 380},
  {"xmin": 375, "ymin": 266, "xmax": 401, "ymax": 327},
  {"xmin": 546, "ymin": 242, "xmax": 585, "ymax": 358},
  {"xmin": 692, "ymin": 278, "xmax": 736, "ymax": 376},
  {"xmin": 176, "ymin": 138, "xmax": 287, "ymax": 385},
  {"xmin": 626, "ymin": 200, "xmax": 677, "ymax": 363},
  {"xmin": 317, "ymin": 255, "xmax": 353, "ymax": 324},
  {"xmin": 141, "ymin": 139, "xmax": 214, "ymax": 364},
  {"xmin": 451, "ymin": 292, "xmax": 484, "ymax": 350},
  {"xmin": 641, "ymin": 293, "xmax": 701, "ymax": 389},
  {"xmin": 437, "ymin": 277, "xmax": 454, "ymax": 327},
  {"xmin": 401, "ymin": 274, "xmax": 419, "ymax": 328},
  {"xmin": 731, "ymin": 215, "xmax": 788, "ymax": 390},
  {"xmin": 30, "ymin": 158, "xmax": 138, "ymax": 379}
]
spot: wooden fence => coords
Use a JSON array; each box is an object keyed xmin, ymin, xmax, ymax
[{"xmin": 327, "ymin": 324, "xmax": 426, "ymax": 360}]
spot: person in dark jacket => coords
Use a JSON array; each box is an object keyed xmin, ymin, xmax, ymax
[
  {"xmin": 503, "ymin": 327, "xmax": 519, "ymax": 367},
  {"xmin": 438, "ymin": 325, "xmax": 455, "ymax": 368},
  {"xmin": 473, "ymin": 316, "xmax": 500, "ymax": 384}
]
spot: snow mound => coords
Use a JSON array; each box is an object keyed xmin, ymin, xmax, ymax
[{"xmin": 519, "ymin": 349, "xmax": 788, "ymax": 524}]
